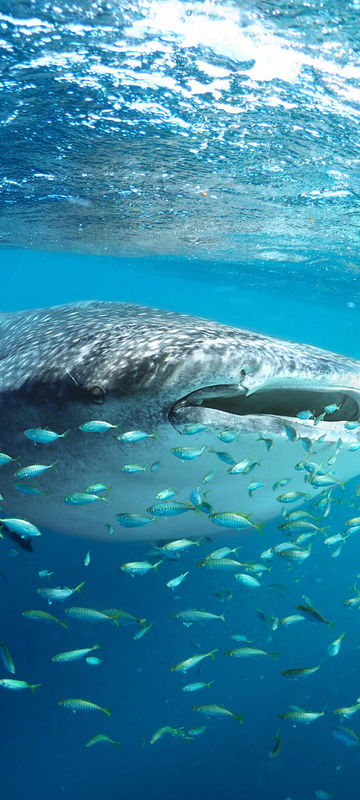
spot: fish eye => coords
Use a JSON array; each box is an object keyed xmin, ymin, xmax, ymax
[{"xmin": 89, "ymin": 385, "xmax": 105, "ymax": 405}]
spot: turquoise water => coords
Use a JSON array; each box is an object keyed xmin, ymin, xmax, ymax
[{"xmin": 1, "ymin": 3, "xmax": 360, "ymax": 799}]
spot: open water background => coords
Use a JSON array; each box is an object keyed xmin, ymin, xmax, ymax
[{"xmin": 2, "ymin": 2, "xmax": 360, "ymax": 799}]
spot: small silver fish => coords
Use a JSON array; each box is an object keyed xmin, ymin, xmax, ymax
[
  {"xmin": 202, "ymin": 468, "xmax": 217, "ymax": 484},
  {"xmin": 166, "ymin": 572, "xmax": 189, "ymax": 590},
  {"xmin": 161, "ymin": 539, "xmax": 200, "ymax": 553},
  {"xmin": 235, "ymin": 573, "xmax": 261, "ymax": 588},
  {"xmin": 282, "ymin": 423, "xmax": 298, "ymax": 442},
  {"xmin": 276, "ymin": 491, "xmax": 310, "ymax": 503},
  {"xmin": 193, "ymin": 704, "xmax": 243, "ymax": 722},
  {"xmin": 121, "ymin": 464, "xmax": 147, "ymax": 473},
  {"xmin": 296, "ymin": 410, "xmax": 312, "ymax": 420},
  {"xmin": 327, "ymin": 632, "xmax": 346, "ymax": 657},
  {"xmin": 279, "ymin": 709, "xmax": 325, "ymax": 724},
  {"xmin": 171, "ymin": 446, "xmax": 206, "ymax": 461},
  {"xmin": 14, "ymin": 462, "xmax": 57, "ymax": 480},
  {"xmin": 209, "ymin": 511, "xmax": 262, "ymax": 534},
  {"xmin": 248, "ymin": 481, "xmax": 265, "ymax": 497},
  {"xmin": 225, "ymin": 647, "xmax": 278, "ymax": 659},
  {"xmin": 0, "ymin": 517, "xmax": 42, "ymax": 538},
  {"xmin": 206, "ymin": 546, "xmax": 241, "ymax": 559},
  {"xmin": 172, "ymin": 609, "xmax": 225, "ymax": 623},
  {"xmin": 85, "ymin": 484, "xmax": 110, "ymax": 494},
  {"xmin": 52, "ymin": 645, "xmax": 100, "ymax": 663},
  {"xmin": 155, "ymin": 488, "xmax": 177, "ymax": 501},
  {"xmin": 170, "ymin": 649, "xmax": 218, "ymax": 673},
  {"xmin": 0, "ymin": 678, "xmax": 41, "ymax": 692},
  {"xmin": 25, "ymin": 428, "xmax": 70, "ymax": 444},
  {"xmin": 65, "ymin": 607, "xmax": 119, "ymax": 625},
  {"xmin": 147, "ymin": 501, "xmax": 194, "ymax": 516},
  {"xmin": 217, "ymin": 430, "xmax": 239, "ymax": 443},
  {"xmin": 209, "ymin": 449, "xmax": 236, "ymax": 465},
  {"xmin": 117, "ymin": 430, "xmax": 156, "ymax": 443},
  {"xmin": 14, "ymin": 483, "xmax": 49, "ymax": 496},
  {"xmin": 182, "ymin": 423, "xmax": 209, "ymax": 435},
  {"xmin": 0, "ymin": 642, "xmax": 15, "ymax": 674},
  {"xmin": 0, "ymin": 452, "xmax": 18, "ymax": 466},
  {"xmin": 58, "ymin": 698, "xmax": 110, "ymax": 715},
  {"xmin": 116, "ymin": 513, "xmax": 155, "ymax": 527},
  {"xmin": 79, "ymin": 420, "xmax": 118, "ymax": 433},
  {"xmin": 133, "ymin": 622, "xmax": 153, "ymax": 640},
  {"xmin": 198, "ymin": 557, "xmax": 244, "ymax": 571},
  {"xmin": 227, "ymin": 458, "xmax": 253, "ymax": 475},
  {"xmin": 63, "ymin": 492, "xmax": 109, "ymax": 505},
  {"xmin": 37, "ymin": 581, "xmax": 85, "ymax": 603},
  {"xmin": 182, "ymin": 681, "xmax": 214, "ymax": 692},
  {"xmin": 119, "ymin": 560, "xmax": 162, "ymax": 577}
]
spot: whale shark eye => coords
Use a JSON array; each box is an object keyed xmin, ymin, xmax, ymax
[{"xmin": 90, "ymin": 386, "xmax": 105, "ymax": 405}]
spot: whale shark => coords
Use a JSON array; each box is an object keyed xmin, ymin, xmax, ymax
[{"xmin": 0, "ymin": 300, "xmax": 359, "ymax": 542}]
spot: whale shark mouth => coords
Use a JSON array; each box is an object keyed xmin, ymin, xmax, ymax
[{"xmin": 170, "ymin": 383, "xmax": 360, "ymax": 426}]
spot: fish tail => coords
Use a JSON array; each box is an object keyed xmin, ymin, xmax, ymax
[
  {"xmin": 51, "ymin": 460, "xmax": 59, "ymax": 472},
  {"xmin": 101, "ymin": 497, "xmax": 111, "ymax": 503},
  {"xmin": 255, "ymin": 523, "xmax": 264, "ymax": 535},
  {"xmin": 220, "ymin": 614, "xmax": 226, "ymax": 622},
  {"xmin": 112, "ymin": 742, "xmax": 121, "ymax": 749},
  {"xmin": 75, "ymin": 581, "xmax": 86, "ymax": 593},
  {"xmin": 92, "ymin": 644, "xmax": 100, "ymax": 651},
  {"xmin": 153, "ymin": 560, "xmax": 162, "ymax": 571},
  {"xmin": 61, "ymin": 429, "xmax": 71, "ymax": 439},
  {"xmin": 234, "ymin": 713, "xmax": 244, "ymax": 723},
  {"xmin": 59, "ymin": 621, "xmax": 69, "ymax": 629},
  {"xmin": 102, "ymin": 707, "xmax": 111, "ymax": 716},
  {"xmin": 269, "ymin": 652, "xmax": 279, "ymax": 660},
  {"xmin": 209, "ymin": 649, "xmax": 218, "ymax": 660},
  {"xmin": 30, "ymin": 683, "xmax": 42, "ymax": 693}
]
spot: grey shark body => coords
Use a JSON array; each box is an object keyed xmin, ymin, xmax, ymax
[{"xmin": 0, "ymin": 300, "xmax": 359, "ymax": 541}]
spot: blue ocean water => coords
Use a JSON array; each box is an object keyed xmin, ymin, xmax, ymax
[{"xmin": 1, "ymin": 3, "xmax": 360, "ymax": 800}]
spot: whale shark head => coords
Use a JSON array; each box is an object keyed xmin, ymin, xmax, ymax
[{"xmin": 0, "ymin": 300, "xmax": 359, "ymax": 542}]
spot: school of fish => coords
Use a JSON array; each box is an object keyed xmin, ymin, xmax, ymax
[{"xmin": 1, "ymin": 407, "xmax": 360, "ymax": 800}]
